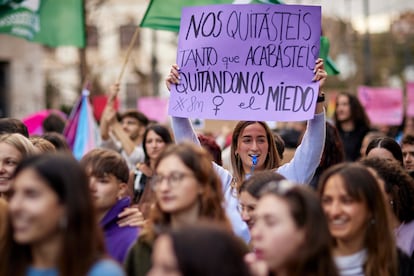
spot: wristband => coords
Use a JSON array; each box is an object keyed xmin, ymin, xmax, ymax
[{"xmin": 317, "ymin": 93, "xmax": 325, "ymax": 103}]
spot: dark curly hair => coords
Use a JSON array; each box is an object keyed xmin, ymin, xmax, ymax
[
  {"xmin": 360, "ymin": 157, "xmax": 414, "ymax": 223},
  {"xmin": 334, "ymin": 92, "xmax": 370, "ymax": 131}
]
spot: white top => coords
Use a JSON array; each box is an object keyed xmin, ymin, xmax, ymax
[{"xmin": 335, "ymin": 249, "xmax": 367, "ymax": 276}]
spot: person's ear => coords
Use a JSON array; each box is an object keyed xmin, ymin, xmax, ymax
[{"xmin": 117, "ymin": 183, "xmax": 128, "ymax": 199}]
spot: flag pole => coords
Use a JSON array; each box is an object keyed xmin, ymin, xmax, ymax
[
  {"xmin": 117, "ymin": 27, "xmax": 140, "ymax": 84},
  {"xmin": 82, "ymin": 75, "xmax": 90, "ymax": 89},
  {"xmin": 79, "ymin": 0, "xmax": 88, "ymax": 92}
]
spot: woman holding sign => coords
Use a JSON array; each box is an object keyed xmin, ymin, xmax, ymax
[{"xmin": 166, "ymin": 58, "xmax": 327, "ymax": 242}]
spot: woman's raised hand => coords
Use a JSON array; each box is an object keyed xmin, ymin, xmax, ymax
[
  {"xmin": 312, "ymin": 58, "xmax": 327, "ymax": 88},
  {"xmin": 165, "ymin": 64, "xmax": 181, "ymax": 91}
]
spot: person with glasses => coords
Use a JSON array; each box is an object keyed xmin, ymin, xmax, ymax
[
  {"xmin": 238, "ymin": 171, "xmax": 285, "ymax": 232},
  {"xmin": 124, "ymin": 142, "xmax": 232, "ymax": 276}
]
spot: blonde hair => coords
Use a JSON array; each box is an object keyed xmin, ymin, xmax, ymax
[{"xmin": 0, "ymin": 133, "xmax": 36, "ymax": 157}]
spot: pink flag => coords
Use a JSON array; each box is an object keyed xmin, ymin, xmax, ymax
[
  {"xmin": 358, "ymin": 86, "xmax": 403, "ymax": 125},
  {"xmin": 137, "ymin": 97, "xmax": 169, "ymax": 123},
  {"xmin": 407, "ymin": 82, "xmax": 414, "ymax": 117},
  {"xmin": 22, "ymin": 109, "xmax": 67, "ymax": 135}
]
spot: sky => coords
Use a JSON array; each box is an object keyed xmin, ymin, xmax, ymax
[{"xmin": 284, "ymin": 0, "xmax": 414, "ymax": 33}]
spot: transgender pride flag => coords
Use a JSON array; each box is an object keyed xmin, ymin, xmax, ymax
[{"xmin": 64, "ymin": 89, "xmax": 100, "ymax": 160}]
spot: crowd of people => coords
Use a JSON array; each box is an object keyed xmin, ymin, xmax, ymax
[{"xmin": 0, "ymin": 56, "xmax": 414, "ymax": 276}]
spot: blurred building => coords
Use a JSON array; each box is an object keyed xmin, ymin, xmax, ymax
[
  {"xmin": 0, "ymin": 0, "xmax": 177, "ymax": 119},
  {"xmin": 0, "ymin": 35, "xmax": 45, "ymax": 118},
  {"xmin": 47, "ymin": 0, "xmax": 177, "ymax": 113}
]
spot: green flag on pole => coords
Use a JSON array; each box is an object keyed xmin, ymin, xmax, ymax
[
  {"xmin": 0, "ymin": 0, "xmax": 85, "ymax": 47},
  {"xmin": 140, "ymin": 0, "xmax": 283, "ymax": 32},
  {"xmin": 141, "ymin": 0, "xmax": 231, "ymax": 32},
  {"xmin": 140, "ymin": 0, "xmax": 339, "ymax": 75},
  {"xmin": 320, "ymin": 36, "xmax": 340, "ymax": 75}
]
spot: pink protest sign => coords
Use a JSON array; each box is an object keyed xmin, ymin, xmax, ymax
[
  {"xmin": 357, "ymin": 86, "xmax": 403, "ymax": 125},
  {"xmin": 407, "ymin": 82, "xmax": 414, "ymax": 117},
  {"xmin": 138, "ymin": 97, "xmax": 169, "ymax": 123},
  {"xmin": 169, "ymin": 4, "xmax": 321, "ymax": 122}
]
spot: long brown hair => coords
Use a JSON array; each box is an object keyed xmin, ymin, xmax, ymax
[
  {"xmin": 334, "ymin": 92, "xmax": 371, "ymax": 131},
  {"xmin": 0, "ymin": 154, "xmax": 106, "ymax": 276},
  {"xmin": 168, "ymin": 223, "xmax": 250, "ymax": 276},
  {"xmin": 0, "ymin": 198, "xmax": 8, "ymax": 254},
  {"xmin": 259, "ymin": 182, "xmax": 339, "ymax": 276},
  {"xmin": 140, "ymin": 142, "xmax": 231, "ymax": 242},
  {"xmin": 318, "ymin": 163, "xmax": 398, "ymax": 276},
  {"xmin": 142, "ymin": 124, "xmax": 173, "ymax": 166},
  {"xmin": 230, "ymin": 121, "xmax": 280, "ymax": 190}
]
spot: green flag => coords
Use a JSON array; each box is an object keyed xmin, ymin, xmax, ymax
[
  {"xmin": 140, "ymin": 0, "xmax": 283, "ymax": 32},
  {"xmin": 0, "ymin": 0, "xmax": 85, "ymax": 47},
  {"xmin": 320, "ymin": 36, "xmax": 340, "ymax": 75}
]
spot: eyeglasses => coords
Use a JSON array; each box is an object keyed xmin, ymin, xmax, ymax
[
  {"xmin": 237, "ymin": 203, "xmax": 256, "ymax": 215},
  {"xmin": 151, "ymin": 171, "xmax": 195, "ymax": 191}
]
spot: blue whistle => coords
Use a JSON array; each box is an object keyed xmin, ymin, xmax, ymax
[
  {"xmin": 250, "ymin": 155, "xmax": 258, "ymax": 174},
  {"xmin": 252, "ymin": 155, "xmax": 258, "ymax": 166}
]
